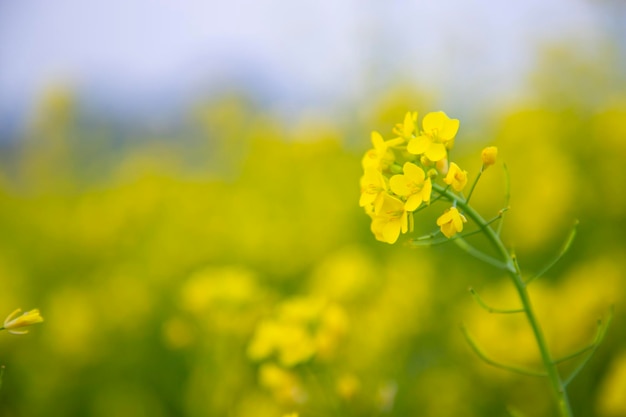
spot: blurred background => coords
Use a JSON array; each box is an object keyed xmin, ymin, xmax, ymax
[{"xmin": 0, "ymin": 0, "xmax": 625, "ymax": 416}]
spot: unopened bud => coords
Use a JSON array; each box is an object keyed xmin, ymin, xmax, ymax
[{"xmin": 481, "ymin": 146, "xmax": 498, "ymax": 168}]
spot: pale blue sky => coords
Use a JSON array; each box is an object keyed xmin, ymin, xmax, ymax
[{"xmin": 0, "ymin": 0, "xmax": 618, "ymax": 135}]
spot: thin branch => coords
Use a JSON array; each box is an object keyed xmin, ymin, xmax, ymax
[
  {"xmin": 465, "ymin": 167, "xmax": 483, "ymax": 204},
  {"xmin": 552, "ymin": 344, "xmax": 595, "ymax": 365},
  {"xmin": 563, "ymin": 306, "xmax": 614, "ymax": 387},
  {"xmin": 526, "ymin": 220, "xmax": 579, "ymax": 285},
  {"xmin": 497, "ymin": 163, "xmax": 511, "ymax": 236},
  {"xmin": 461, "ymin": 324, "xmax": 547, "ymax": 377},
  {"xmin": 455, "ymin": 238, "xmax": 508, "ymax": 270},
  {"xmin": 468, "ymin": 287, "xmax": 525, "ymax": 314}
]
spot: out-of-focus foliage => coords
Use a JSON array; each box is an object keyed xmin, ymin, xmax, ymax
[{"xmin": 0, "ymin": 49, "xmax": 625, "ymax": 417}]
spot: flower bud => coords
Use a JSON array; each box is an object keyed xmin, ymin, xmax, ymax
[
  {"xmin": 1, "ymin": 308, "xmax": 44, "ymax": 335},
  {"xmin": 481, "ymin": 146, "xmax": 498, "ymax": 168}
]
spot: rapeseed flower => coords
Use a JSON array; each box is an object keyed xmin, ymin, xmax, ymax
[
  {"xmin": 1, "ymin": 308, "xmax": 44, "ymax": 335},
  {"xmin": 436, "ymin": 207, "xmax": 467, "ymax": 238},
  {"xmin": 389, "ymin": 162, "xmax": 432, "ymax": 211},
  {"xmin": 443, "ymin": 162, "xmax": 468, "ymax": 192},
  {"xmin": 407, "ymin": 111, "xmax": 459, "ymax": 162},
  {"xmin": 369, "ymin": 194, "xmax": 409, "ymax": 244},
  {"xmin": 392, "ymin": 111, "xmax": 418, "ymax": 141},
  {"xmin": 361, "ymin": 131, "xmax": 396, "ymax": 171},
  {"xmin": 359, "ymin": 168, "xmax": 387, "ymax": 211}
]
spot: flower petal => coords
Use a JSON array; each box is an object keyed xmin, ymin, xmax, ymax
[
  {"xmin": 407, "ymin": 136, "xmax": 429, "ymax": 155},
  {"xmin": 389, "ymin": 175, "xmax": 410, "ymax": 196},
  {"xmin": 440, "ymin": 118, "xmax": 460, "ymax": 140},
  {"xmin": 383, "ymin": 221, "xmax": 401, "ymax": 244},
  {"xmin": 422, "ymin": 111, "xmax": 446, "ymax": 133},
  {"xmin": 403, "ymin": 162, "xmax": 425, "ymax": 182},
  {"xmin": 405, "ymin": 194, "xmax": 423, "ymax": 212},
  {"xmin": 425, "ymin": 143, "xmax": 447, "ymax": 161}
]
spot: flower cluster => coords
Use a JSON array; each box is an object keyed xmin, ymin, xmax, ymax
[
  {"xmin": 359, "ymin": 111, "xmax": 472, "ymax": 243},
  {"xmin": 247, "ymin": 297, "xmax": 348, "ymax": 404}
]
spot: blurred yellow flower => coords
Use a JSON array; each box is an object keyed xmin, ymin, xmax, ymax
[
  {"xmin": 481, "ymin": 146, "xmax": 498, "ymax": 168},
  {"xmin": 443, "ymin": 162, "xmax": 468, "ymax": 192},
  {"xmin": 407, "ymin": 111, "xmax": 459, "ymax": 162},
  {"xmin": 336, "ymin": 373, "xmax": 361, "ymax": 400},
  {"xmin": 436, "ymin": 207, "xmax": 467, "ymax": 238},
  {"xmin": 369, "ymin": 193, "xmax": 409, "ymax": 244},
  {"xmin": 1, "ymin": 308, "xmax": 44, "ymax": 335},
  {"xmin": 389, "ymin": 162, "xmax": 432, "ymax": 211},
  {"xmin": 248, "ymin": 298, "xmax": 348, "ymax": 367},
  {"xmin": 247, "ymin": 320, "xmax": 315, "ymax": 367},
  {"xmin": 258, "ymin": 363, "xmax": 306, "ymax": 404}
]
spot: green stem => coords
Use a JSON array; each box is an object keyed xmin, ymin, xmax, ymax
[
  {"xmin": 433, "ymin": 184, "xmax": 573, "ymax": 417},
  {"xmin": 465, "ymin": 166, "xmax": 483, "ymax": 204}
]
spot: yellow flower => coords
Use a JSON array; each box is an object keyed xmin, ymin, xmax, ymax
[
  {"xmin": 359, "ymin": 168, "xmax": 386, "ymax": 211},
  {"xmin": 1, "ymin": 308, "xmax": 44, "ymax": 335},
  {"xmin": 258, "ymin": 363, "xmax": 306, "ymax": 404},
  {"xmin": 246, "ymin": 320, "xmax": 316, "ymax": 367},
  {"xmin": 389, "ymin": 162, "xmax": 432, "ymax": 211},
  {"xmin": 392, "ymin": 111, "xmax": 418, "ymax": 141},
  {"xmin": 370, "ymin": 194, "xmax": 409, "ymax": 244},
  {"xmin": 481, "ymin": 146, "xmax": 498, "ymax": 168},
  {"xmin": 407, "ymin": 111, "xmax": 460, "ymax": 162},
  {"xmin": 361, "ymin": 131, "xmax": 398, "ymax": 171},
  {"xmin": 436, "ymin": 207, "xmax": 467, "ymax": 238},
  {"xmin": 443, "ymin": 162, "xmax": 468, "ymax": 192}
]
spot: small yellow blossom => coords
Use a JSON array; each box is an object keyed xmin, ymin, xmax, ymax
[
  {"xmin": 259, "ymin": 363, "xmax": 306, "ymax": 404},
  {"xmin": 392, "ymin": 111, "xmax": 418, "ymax": 141},
  {"xmin": 443, "ymin": 162, "xmax": 468, "ymax": 192},
  {"xmin": 359, "ymin": 168, "xmax": 387, "ymax": 211},
  {"xmin": 283, "ymin": 413, "xmax": 298, "ymax": 417},
  {"xmin": 389, "ymin": 162, "xmax": 432, "ymax": 211},
  {"xmin": 370, "ymin": 193, "xmax": 409, "ymax": 244},
  {"xmin": 407, "ymin": 111, "xmax": 460, "ymax": 162},
  {"xmin": 1, "ymin": 308, "xmax": 44, "ymax": 335},
  {"xmin": 436, "ymin": 207, "xmax": 467, "ymax": 238},
  {"xmin": 247, "ymin": 320, "xmax": 316, "ymax": 367},
  {"xmin": 361, "ymin": 131, "xmax": 399, "ymax": 171},
  {"xmin": 481, "ymin": 146, "xmax": 498, "ymax": 168}
]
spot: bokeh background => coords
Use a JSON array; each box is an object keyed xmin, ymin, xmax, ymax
[{"xmin": 1, "ymin": 1, "xmax": 625, "ymax": 416}]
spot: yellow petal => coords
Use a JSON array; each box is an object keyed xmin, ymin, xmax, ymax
[
  {"xmin": 389, "ymin": 175, "xmax": 410, "ymax": 197},
  {"xmin": 407, "ymin": 136, "xmax": 429, "ymax": 155},
  {"xmin": 382, "ymin": 221, "xmax": 401, "ymax": 244},
  {"xmin": 402, "ymin": 112, "xmax": 416, "ymax": 136},
  {"xmin": 422, "ymin": 111, "xmax": 446, "ymax": 133},
  {"xmin": 403, "ymin": 162, "xmax": 425, "ymax": 182},
  {"xmin": 436, "ymin": 211, "xmax": 452, "ymax": 226},
  {"xmin": 440, "ymin": 117, "xmax": 460, "ymax": 140},
  {"xmin": 371, "ymin": 131, "xmax": 386, "ymax": 151},
  {"xmin": 405, "ymin": 194, "xmax": 423, "ymax": 212},
  {"xmin": 425, "ymin": 143, "xmax": 447, "ymax": 161},
  {"xmin": 422, "ymin": 178, "xmax": 432, "ymax": 203}
]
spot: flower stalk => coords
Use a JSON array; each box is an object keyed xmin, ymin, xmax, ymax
[
  {"xmin": 433, "ymin": 183, "xmax": 573, "ymax": 416},
  {"xmin": 358, "ymin": 111, "xmax": 609, "ymax": 416}
]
